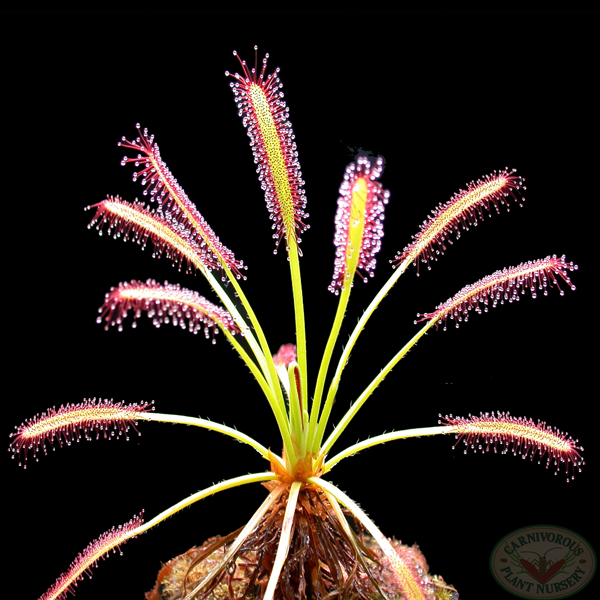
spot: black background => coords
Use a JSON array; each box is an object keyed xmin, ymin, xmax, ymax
[{"xmin": 4, "ymin": 11, "xmax": 597, "ymax": 600}]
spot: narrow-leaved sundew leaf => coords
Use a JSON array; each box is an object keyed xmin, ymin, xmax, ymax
[
  {"xmin": 119, "ymin": 125, "xmax": 246, "ymax": 279},
  {"xmin": 87, "ymin": 196, "xmax": 220, "ymax": 275},
  {"xmin": 384, "ymin": 542, "xmax": 434, "ymax": 600},
  {"xmin": 329, "ymin": 156, "xmax": 390, "ymax": 294},
  {"xmin": 39, "ymin": 513, "xmax": 144, "ymax": 600},
  {"xmin": 227, "ymin": 46, "xmax": 308, "ymax": 252},
  {"xmin": 416, "ymin": 255, "xmax": 577, "ymax": 330},
  {"xmin": 9, "ymin": 398, "xmax": 153, "ymax": 466},
  {"xmin": 394, "ymin": 169, "xmax": 525, "ymax": 273},
  {"xmin": 440, "ymin": 412, "xmax": 584, "ymax": 481},
  {"xmin": 98, "ymin": 279, "xmax": 240, "ymax": 339}
]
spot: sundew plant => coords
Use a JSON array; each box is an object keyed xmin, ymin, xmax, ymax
[{"xmin": 10, "ymin": 47, "xmax": 583, "ymax": 600}]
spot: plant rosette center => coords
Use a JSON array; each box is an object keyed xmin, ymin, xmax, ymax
[{"xmin": 269, "ymin": 449, "xmax": 325, "ymax": 484}]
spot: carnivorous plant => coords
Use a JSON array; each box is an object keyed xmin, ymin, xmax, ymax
[{"xmin": 10, "ymin": 47, "xmax": 583, "ymax": 600}]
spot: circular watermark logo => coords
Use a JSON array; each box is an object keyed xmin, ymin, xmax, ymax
[{"xmin": 490, "ymin": 525, "xmax": 596, "ymax": 598}]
